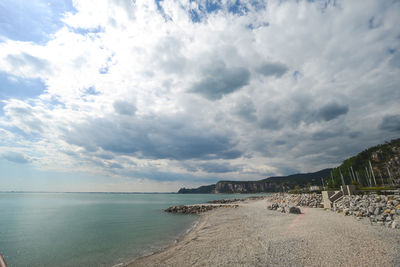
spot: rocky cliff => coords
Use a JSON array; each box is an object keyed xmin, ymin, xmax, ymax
[
  {"xmin": 178, "ymin": 169, "xmax": 332, "ymax": 193},
  {"xmin": 330, "ymin": 138, "xmax": 400, "ymax": 187}
]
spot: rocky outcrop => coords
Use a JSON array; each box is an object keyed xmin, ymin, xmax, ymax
[
  {"xmin": 332, "ymin": 194, "xmax": 400, "ymax": 229},
  {"xmin": 178, "ymin": 169, "xmax": 332, "ymax": 194},
  {"xmin": 215, "ymin": 181, "xmax": 280, "ymax": 193},
  {"xmin": 164, "ymin": 204, "xmax": 238, "ymax": 214},
  {"xmin": 178, "ymin": 184, "xmax": 216, "ymax": 194},
  {"xmin": 330, "ymin": 138, "xmax": 400, "ymax": 187}
]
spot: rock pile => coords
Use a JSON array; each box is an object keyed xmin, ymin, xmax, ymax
[
  {"xmin": 267, "ymin": 203, "xmax": 301, "ymax": 214},
  {"xmin": 333, "ymin": 194, "xmax": 400, "ymax": 229},
  {"xmin": 207, "ymin": 196, "xmax": 267, "ymax": 204},
  {"xmin": 165, "ymin": 204, "xmax": 239, "ymax": 214},
  {"xmin": 207, "ymin": 199, "xmax": 242, "ymax": 204},
  {"xmin": 267, "ymin": 193, "xmax": 323, "ymax": 208}
]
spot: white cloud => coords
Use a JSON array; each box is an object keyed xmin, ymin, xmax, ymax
[{"xmin": 0, "ymin": 0, "xmax": 400, "ymax": 191}]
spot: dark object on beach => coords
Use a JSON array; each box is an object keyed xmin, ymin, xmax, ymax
[
  {"xmin": 165, "ymin": 204, "xmax": 238, "ymax": 214},
  {"xmin": 289, "ymin": 206, "xmax": 301, "ymax": 214},
  {"xmin": 267, "ymin": 203, "xmax": 279, "ymax": 210},
  {"xmin": 0, "ymin": 252, "xmax": 7, "ymax": 267}
]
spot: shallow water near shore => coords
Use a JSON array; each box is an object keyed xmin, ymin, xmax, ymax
[{"xmin": 0, "ymin": 192, "xmax": 266, "ymax": 267}]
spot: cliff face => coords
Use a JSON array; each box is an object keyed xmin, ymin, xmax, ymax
[
  {"xmin": 178, "ymin": 168, "xmax": 332, "ymax": 193},
  {"xmin": 215, "ymin": 181, "xmax": 280, "ymax": 193}
]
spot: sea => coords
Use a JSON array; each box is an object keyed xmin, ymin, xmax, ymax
[{"xmin": 0, "ymin": 192, "xmax": 266, "ymax": 267}]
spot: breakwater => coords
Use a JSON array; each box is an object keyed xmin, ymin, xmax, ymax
[
  {"xmin": 333, "ymin": 194, "xmax": 400, "ymax": 229},
  {"xmin": 164, "ymin": 204, "xmax": 239, "ymax": 214}
]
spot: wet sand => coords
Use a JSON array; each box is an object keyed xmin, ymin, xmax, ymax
[{"xmin": 128, "ymin": 199, "xmax": 400, "ymax": 266}]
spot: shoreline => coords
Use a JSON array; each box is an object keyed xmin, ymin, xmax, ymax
[
  {"xmin": 123, "ymin": 211, "xmax": 210, "ymax": 266},
  {"xmin": 127, "ymin": 196, "xmax": 400, "ymax": 266},
  {"xmin": 115, "ymin": 214, "xmax": 202, "ymax": 267},
  {"xmin": 121, "ymin": 196, "xmax": 266, "ymax": 266}
]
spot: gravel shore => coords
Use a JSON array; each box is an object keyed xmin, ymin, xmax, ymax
[{"xmin": 128, "ymin": 198, "xmax": 400, "ymax": 266}]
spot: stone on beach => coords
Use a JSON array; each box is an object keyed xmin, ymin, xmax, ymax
[{"xmin": 288, "ymin": 206, "xmax": 301, "ymax": 214}]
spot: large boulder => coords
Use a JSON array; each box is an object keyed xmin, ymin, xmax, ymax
[{"xmin": 288, "ymin": 206, "xmax": 301, "ymax": 214}]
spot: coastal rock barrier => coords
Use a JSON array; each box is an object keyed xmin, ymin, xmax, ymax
[
  {"xmin": 333, "ymin": 194, "xmax": 400, "ymax": 229},
  {"xmin": 266, "ymin": 193, "xmax": 323, "ymax": 215},
  {"xmin": 267, "ymin": 193, "xmax": 323, "ymax": 208},
  {"xmin": 165, "ymin": 204, "xmax": 239, "ymax": 214},
  {"xmin": 207, "ymin": 196, "xmax": 267, "ymax": 204}
]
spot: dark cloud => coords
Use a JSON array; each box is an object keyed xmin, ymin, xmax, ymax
[
  {"xmin": 348, "ymin": 131, "xmax": 362, "ymax": 139},
  {"xmin": 312, "ymin": 130, "xmax": 338, "ymax": 141},
  {"xmin": 316, "ymin": 102, "xmax": 349, "ymax": 121},
  {"xmin": 256, "ymin": 62, "xmax": 288, "ymax": 77},
  {"xmin": 62, "ymin": 113, "xmax": 243, "ymax": 161},
  {"xmin": 190, "ymin": 62, "xmax": 250, "ymax": 100},
  {"xmin": 113, "ymin": 100, "xmax": 136, "ymax": 115},
  {"xmin": 389, "ymin": 53, "xmax": 400, "ymax": 68},
  {"xmin": 258, "ymin": 116, "xmax": 282, "ymax": 130},
  {"xmin": 274, "ymin": 140, "xmax": 286, "ymax": 145},
  {"xmin": 379, "ymin": 114, "xmax": 400, "ymax": 132},
  {"xmin": 233, "ymin": 97, "xmax": 257, "ymax": 122},
  {"xmin": 198, "ymin": 162, "xmax": 242, "ymax": 173},
  {"xmin": 2, "ymin": 151, "xmax": 30, "ymax": 164},
  {"xmin": 108, "ymin": 162, "xmax": 123, "ymax": 169}
]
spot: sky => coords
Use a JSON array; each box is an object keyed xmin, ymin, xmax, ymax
[{"xmin": 0, "ymin": 0, "xmax": 399, "ymax": 192}]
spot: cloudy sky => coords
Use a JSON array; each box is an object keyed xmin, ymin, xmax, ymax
[{"xmin": 0, "ymin": 0, "xmax": 399, "ymax": 192}]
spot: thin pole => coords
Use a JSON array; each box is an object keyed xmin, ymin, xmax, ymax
[
  {"xmin": 321, "ymin": 177, "xmax": 325, "ymax": 190},
  {"xmin": 356, "ymin": 171, "xmax": 361, "ymax": 186},
  {"xmin": 365, "ymin": 167, "xmax": 371, "ymax": 186},
  {"xmin": 348, "ymin": 168, "xmax": 354, "ymax": 182},
  {"xmin": 369, "ymin": 161, "xmax": 377, "ymax": 186},
  {"xmin": 378, "ymin": 170, "xmax": 384, "ymax": 186},
  {"xmin": 330, "ymin": 171, "xmax": 334, "ymax": 184},
  {"xmin": 350, "ymin": 166, "xmax": 357, "ymax": 183},
  {"xmin": 387, "ymin": 167, "xmax": 394, "ymax": 186},
  {"xmin": 339, "ymin": 168, "xmax": 345, "ymax": 187}
]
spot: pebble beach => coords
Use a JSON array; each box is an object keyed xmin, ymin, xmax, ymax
[{"xmin": 129, "ymin": 196, "xmax": 400, "ymax": 267}]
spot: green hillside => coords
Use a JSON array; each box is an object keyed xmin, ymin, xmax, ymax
[{"xmin": 327, "ymin": 138, "xmax": 400, "ymax": 188}]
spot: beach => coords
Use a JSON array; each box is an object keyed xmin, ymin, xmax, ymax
[{"xmin": 129, "ymin": 198, "xmax": 400, "ymax": 266}]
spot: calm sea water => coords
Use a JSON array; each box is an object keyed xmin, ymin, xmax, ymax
[{"xmin": 0, "ymin": 192, "xmax": 265, "ymax": 267}]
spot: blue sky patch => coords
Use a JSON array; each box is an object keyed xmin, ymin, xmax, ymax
[
  {"xmin": 228, "ymin": 0, "xmax": 249, "ymax": 15},
  {"xmin": 0, "ymin": 0, "xmax": 75, "ymax": 44},
  {"xmin": 247, "ymin": 22, "xmax": 269, "ymax": 30},
  {"xmin": 203, "ymin": 0, "xmax": 222, "ymax": 13},
  {"xmin": 0, "ymin": 72, "xmax": 46, "ymax": 100},
  {"xmin": 293, "ymin": 70, "xmax": 302, "ymax": 80}
]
